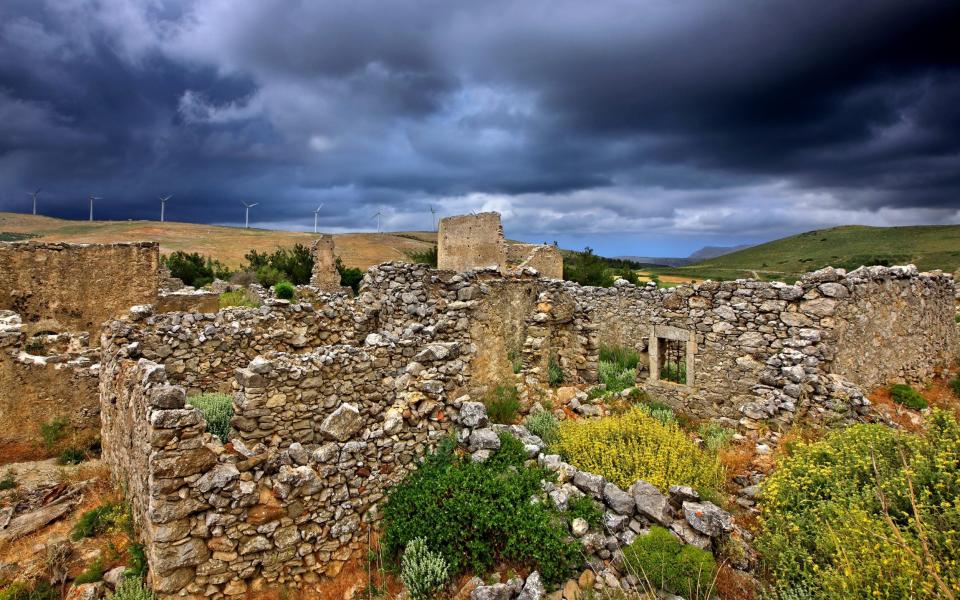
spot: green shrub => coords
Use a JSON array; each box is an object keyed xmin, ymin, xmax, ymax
[
  {"xmin": 622, "ymin": 526, "xmax": 716, "ymax": 599},
  {"xmin": 255, "ymin": 265, "xmax": 284, "ymax": 288},
  {"xmin": 218, "ymin": 290, "xmax": 260, "ymax": 309},
  {"xmin": 0, "ymin": 580, "xmax": 56, "ymax": 600},
  {"xmin": 507, "ymin": 348, "xmax": 523, "ymax": 374},
  {"xmin": 335, "ymin": 256, "xmax": 364, "ymax": 293},
  {"xmin": 757, "ymin": 411, "xmax": 960, "ymax": 598},
  {"xmin": 567, "ymin": 495, "xmax": 603, "ymax": 528},
  {"xmin": 40, "ymin": 417, "xmax": 67, "ymax": 450},
  {"xmin": 698, "ymin": 422, "xmax": 734, "ymax": 452},
  {"xmin": 483, "ymin": 385, "xmax": 520, "ymax": 424},
  {"xmin": 599, "ymin": 345, "xmax": 640, "ymax": 370},
  {"xmin": 548, "ymin": 357, "xmax": 564, "ymax": 386},
  {"xmin": 71, "ymin": 502, "xmax": 130, "ymax": 540},
  {"xmin": 635, "ymin": 402, "xmax": 677, "ymax": 427},
  {"xmin": 406, "ymin": 246, "xmax": 438, "ymax": 267},
  {"xmin": 525, "ymin": 411, "xmax": 559, "ymax": 446},
  {"xmin": 400, "ymin": 537, "xmax": 449, "ymax": 600},
  {"xmin": 598, "ymin": 361, "xmax": 636, "ymax": 395},
  {"xmin": 107, "ymin": 577, "xmax": 155, "ymax": 600},
  {"xmin": 73, "ymin": 558, "xmax": 104, "ymax": 584},
  {"xmin": 274, "ymin": 281, "xmax": 295, "ymax": 300},
  {"xmin": 162, "ymin": 251, "xmax": 232, "ymax": 288},
  {"xmin": 187, "ymin": 393, "xmax": 233, "ymax": 443},
  {"xmin": 125, "ymin": 543, "xmax": 147, "ymax": 579},
  {"xmin": 382, "ymin": 434, "xmax": 579, "ymax": 585},
  {"xmin": 555, "ymin": 407, "xmax": 724, "ymax": 494},
  {"xmin": 890, "ymin": 383, "xmax": 928, "ymax": 410},
  {"xmin": 951, "ymin": 376, "xmax": 960, "ymax": 398},
  {"xmin": 56, "ymin": 447, "xmax": 86, "ymax": 465},
  {"xmin": 0, "ymin": 470, "xmax": 16, "ymax": 490}
]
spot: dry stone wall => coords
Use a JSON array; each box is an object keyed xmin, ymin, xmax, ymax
[
  {"xmin": 0, "ymin": 241, "xmax": 159, "ymax": 336},
  {"xmin": 572, "ymin": 265, "xmax": 957, "ymax": 429},
  {"xmin": 0, "ymin": 311, "xmax": 99, "ymax": 461}
]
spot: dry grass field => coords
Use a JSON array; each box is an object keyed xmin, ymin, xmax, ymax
[{"xmin": 0, "ymin": 212, "xmax": 437, "ymax": 269}]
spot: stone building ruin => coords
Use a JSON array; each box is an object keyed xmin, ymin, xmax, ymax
[
  {"xmin": 0, "ymin": 224, "xmax": 956, "ymax": 597},
  {"xmin": 438, "ymin": 211, "xmax": 563, "ymax": 279}
]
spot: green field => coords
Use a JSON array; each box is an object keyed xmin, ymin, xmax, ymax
[{"xmin": 650, "ymin": 224, "xmax": 960, "ymax": 283}]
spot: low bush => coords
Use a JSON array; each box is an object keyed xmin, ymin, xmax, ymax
[
  {"xmin": 107, "ymin": 577, "xmax": 155, "ymax": 600},
  {"xmin": 599, "ymin": 345, "xmax": 640, "ymax": 370},
  {"xmin": 162, "ymin": 251, "xmax": 233, "ymax": 288},
  {"xmin": 483, "ymin": 385, "xmax": 521, "ymax": 424},
  {"xmin": 73, "ymin": 558, "xmax": 104, "ymax": 584},
  {"xmin": 218, "ymin": 289, "xmax": 260, "ymax": 309},
  {"xmin": 255, "ymin": 265, "xmax": 284, "ymax": 288},
  {"xmin": 554, "ymin": 406, "xmax": 724, "ymax": 494},
  {"xmin": 187, "ymin": 393, "xmax": 233, "ymax": 443},
  {"xmin": 548, "ymin": 357, "xmax": 564, "ymax": 386},
  {"xmin": 71, "ymin": 502, "xmax": 130, "ymax": 540},
  {"xmin": 336, "ymin": 257, "xmax": 364, "ymax": 293},
  {"xmin": 382, "ymin": 434, "xmax": 579, "ymax": 585},
  {"xmin": 507, "ymin": 348, "xmax": 523, "ymax": 374},
  {"xmin": 598, "ymin": 361, "xmax": 636, "ymax": 395},
  {"xmin": 623, "ymin": 526, "xmax": 717, "ymax": 599},
  {"xmin": 406, "ymin": 246, "xmax": 438, "ymax": 267},
  {"xmin": 0, "ymin": 470, "xmax": 16, "ymax": 490},
  {"xmin": 567, "ymin": 495, "xmax": 603, "ymax": 528},
  {"xmin": 228, "ymin": 270, "xmax": 258, "ymax": 287},
  {"xmin": 400, "ymin": 537, "xmax": 449, "ymax": 600},
  {"xmin": 0, "ymin": 580, "xmax": 56, "ymax": 600},
  {"xmin": 890, "ymin": 383, "xmax": 928, "ymax": 410},
  {"xmin": 698, "ymin": 422, "xmax": 734, "ymax": 453},
  {"xmin": 524, "ymin": 411, "xmax": 559, "ymax": 446},
  {"xmin": 757, "ymin": 411, "xmax": 960, "ymax": 599},
  {"xmin": 952, "ymin": 376, "xmax": 960, "ymax": 398},
  {"xmin": 56, "ymin": 446, "xmax": 86, "ymax": 465},
  {"xmin": 39, "ymin": 417, "xmax": 67, "ymax": 450},
  {"xmin": 125, "ymin": 543, "xmax": 147, "ymax": 579},
  {"xmin": 274, "ymin": 281, "xmax": 295, "ymax": 300}
]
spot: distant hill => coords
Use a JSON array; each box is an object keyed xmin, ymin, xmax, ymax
[
  {"xmin": 686, "ymin": 244, "xmax": 752, "ymax": 262},
  {"xmin": 615, "ymin": 244, "xmax": 752, "ymax": 267},
  {"xmin": 649, "ymin": 224, "xmax": 960, "ymax": 282},
  {"xmin": 0, "ymin": 212, "xmax": 436, "ymax": 269}
]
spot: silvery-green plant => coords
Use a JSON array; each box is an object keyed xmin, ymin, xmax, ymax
[{"xmin": 400, "ymin": 537, "xmax": 449, "ymax": 600}]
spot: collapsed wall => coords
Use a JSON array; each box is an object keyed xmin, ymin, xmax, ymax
[
  {"xmin": 573, "ymin": 265, "xmax": 957, "ymax": 428},
  {"xmin": 438, "ymin": 212, "xmax": 563, "ymax": 279},
  {"xmin": 0, "ymin": 311, "xmax": 99, "ymax": 461},
  {"xmin": 0, "ymin": 241, "xmax": 160, "ymax": 336}
]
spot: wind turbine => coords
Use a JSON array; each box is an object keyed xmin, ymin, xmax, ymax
[
  {"xmin": 88, "ymin": 194, "xmax": 102, "ymax": 222},
  {"xmin": 241, "ymin": 201, "xmax": 258, "ymax": 229},
  {"xmin": 372, "ymin": 209, "xmax": 383, "ymax": 234},
  {"xmin": 429, "ymin": 204, "xmax": 437, "ymax": 231},
  {"xmin": 26, "ymin": 188, "xmax": 41, "ymax": 215},
  {"xmin": 159, "ymin": 195, "xmax": 172, "ymax": 222},
  {"xmin": 313, "ymin": 203, "xmax": 324, "ymax": 234}
]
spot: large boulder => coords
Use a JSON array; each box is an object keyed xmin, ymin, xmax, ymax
[
  {"xmin": 682, "ymin": 501, "xmax": 733, "ymax": 537},
  {"xmin": 630, "ymin": 480, "xmax": 671, "ymax": 525}
]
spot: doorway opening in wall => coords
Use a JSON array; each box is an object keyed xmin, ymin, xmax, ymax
[{"xmin": 658, "ymin": 338, "xmax": 687, "ymax": 384}]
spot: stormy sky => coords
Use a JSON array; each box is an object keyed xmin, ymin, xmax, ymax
[{"xmin": 1, "ymin": 1, "xmax": 958, "ymax": 256}]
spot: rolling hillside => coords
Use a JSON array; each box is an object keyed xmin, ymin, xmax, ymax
[
  {"xmin": 652, "ymin": 224, "xmax": 960, "ymax": 282},
  {"xmin": 0, "ymin": 213, "xmax": 437, "ymax": 269}
]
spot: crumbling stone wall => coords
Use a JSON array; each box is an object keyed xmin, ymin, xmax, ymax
[
  {"xmin": 438, "ymin": 212, "xmax": 507, "ymax": 273},
  {"xmin": 0, "ymin": 311, "xmax": 99, "ymax": 462},
  {"xmin": 438, "ymin": 212, "xmax": 562, "ymax": 278},
  {"xmin": 572, "ymin": 265, "xmax": 957, "ymax": 429},
  {"xmin": 309, "ymin": 235, "xmax": 347, "ymax": 292},
  {"xmin": 0, "ymin": 241, "xmax": 159, "ymax": 336}
]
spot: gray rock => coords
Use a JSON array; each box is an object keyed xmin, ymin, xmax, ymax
[
  {"xmin": 573, "ymin": 471, "xmax": 606, "ymax": 498},
  {"xmin": 286, "ymin": 442, "xmax": 310, "ymax": 465},
  {"xmin": 459, "ymin": 401, "xmax": 489, "ymax": 428},
  {"xmin": 571, "ymin": 517, "xmax": 589, "ymax": 537},
  {"xmin": 468, "ymin": 428, "xmax": 501, "ymax": 452},
  {"xmin": 103, "ymin": 567, "xmax": 126, "ymax": 590},
  {"xmin": 320, "ymin": 403, "xmax": 363, "ymax": 441},
  {"xmin": 66, "ymin": 583, "xmax": 103, "ymax": 600},
  {"xmin": 248, "ymin": 356, "xmax": 273, "ymax": 374},
  {"xmin": 668, "ymin": 485, "xmax": 699, "ymax": 507},
  {"xmin": 517, "ymin": 571, "xmax": 546, "ymax": 600},
  {"xmin": 603, "ymin": 482, "xmax": 635, "ymax": 515},
  {"xmin": 194, "ymin": 463, "xmax": 240, "ymax": 493},
  {"xmin": 630, "ymin": 480, "xmax": 671, "ymax": 525},
  {"xmin": 682, "ymin": 501, "xmax": 733, "ymax": 537},
  {"xmin": 669, "ymin": 520, "xmax": 711, "ymax": 550},
  {"xmin": 471, "ymin": 583, "xmax": 512, "ymax": 600}
]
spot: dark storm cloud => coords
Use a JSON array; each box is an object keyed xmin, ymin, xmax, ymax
[{"xmin": 0, "ymin": 0, "xmax": 958, "ymax": 248}]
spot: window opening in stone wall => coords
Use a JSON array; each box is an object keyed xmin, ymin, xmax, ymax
[{"xmin": 659, "ymin": 338, "xmax": 687, "ymax": 384}]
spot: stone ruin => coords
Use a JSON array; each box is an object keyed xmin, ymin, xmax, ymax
[
  {"xmin": 438, "ymin": 211, "xmax": 564, "ymax": 279},
  {"xmin": 309, "ymin": 235, "xmax": 348, "ymax": 293},
  {"xmin": 0, "ymin": 227, "xmax": 957, "ymax": 597}
]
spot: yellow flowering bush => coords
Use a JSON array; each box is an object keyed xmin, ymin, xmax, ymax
[
  {"xmin": 758, "ymin": 410, "xmax": 960, "ymax": 599},
  {"xmin": 554, "ymin": 407, "xmax": 724, "ymax": 494}
]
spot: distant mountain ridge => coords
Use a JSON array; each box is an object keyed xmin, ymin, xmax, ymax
[{"xmin": 615, "ymin": 244, "xmax": 752, "ymax": 267}]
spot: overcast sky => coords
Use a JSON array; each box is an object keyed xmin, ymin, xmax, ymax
[{"xmin": 1, "ymin": 0, "xmax": 958, "ymax": 256}]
